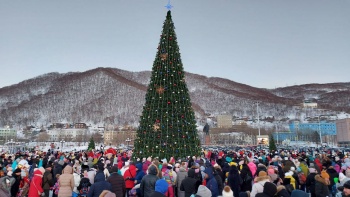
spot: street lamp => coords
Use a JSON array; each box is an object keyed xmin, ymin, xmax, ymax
[
  {"xmin": 316, "ymin": 114, "xmax": 336, "ymax": 146},
  {"xmin": 10, "ymin": 139, "xmax": 13, "ymax": 153},
  {"xmin": 125, "ymin": 138, "xmax": 131, "ymax": 147},
  {"xmin": 60, "ymin": 140, "xmax": 65, "ymax": 151},
  {"xmin": 317, "ymin": 116, "xmax": 322, "ymax": 146},
  {"xmin": 256, "ymin": 102, "xmax": 261, "ymax": 137}
]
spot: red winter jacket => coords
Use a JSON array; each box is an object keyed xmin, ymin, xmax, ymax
[
  {"xmin": 28, "ymin": 170, "xmax": 44, "ymax": 197},
  {"xmin": 123, "ymin": 165, "xmax": 137, "ymax": 189}
]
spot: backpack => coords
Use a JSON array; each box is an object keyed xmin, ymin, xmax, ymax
[
  {"xmin": 298, "ymin": 172, "xmax": 306, "ymax": 185},
  {"xmin": 79, "ymin": 182, "xmax": 90, "ymax": 196}
]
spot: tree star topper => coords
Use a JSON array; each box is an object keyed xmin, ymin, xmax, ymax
[{"xmin": 165, "ymin": 0, "xmax": 173, "ymax": 10}]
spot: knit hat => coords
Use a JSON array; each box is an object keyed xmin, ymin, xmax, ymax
[
  {"xmin": 222, "ymin": 186, "xmax": 233, "ymax": 197},
  {"xmin": 155, "ymin": 179, "xmax": 168, "ymax": 194},
  {"xmin": 321, "ymin": 170, "xmax": 330, "ymax": 179},
  {"xmin": 39, "ymin": 167, "xmax": 45, "ymax": 175},
  {"xmin": 344, "ymin": 180, "xmax": 350, "ymax": 189},
  {"xmin": 196, "ymin": 185, "xmax": 212, "ymax": 196},
  {"xmin": 309, "ymin": 168, "xmax": 316, "ymax": 174},
  {"xmin": 268, "ymin": 168, "xmax": 275, "ymax": 175}
]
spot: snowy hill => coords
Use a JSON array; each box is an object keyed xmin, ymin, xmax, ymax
[{"xmin": 0, "ymin": 67, "xmax": 349, "ymax": 128}]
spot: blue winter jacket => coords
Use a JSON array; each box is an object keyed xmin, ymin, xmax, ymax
[
  {"xmin": 135, "ymin": 163, "xmax": 146, "ymax": 184},
  {"xmin": 204, "ymin": 167, "xmax": 218, "ymax": 197},
  {"xmin": 87, "ymin": 172, "xmax": 111, "ymax": 197}
]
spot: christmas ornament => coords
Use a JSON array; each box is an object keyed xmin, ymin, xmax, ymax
[
  {"xmin": 160, "ymin": 53, "xmax": 168, "ymax": 61},
  {"xmin": 153, "ymin": 123, "xmax": 160, "ymax": 131},
  {"xmin": 156, "ymin": 86, "xmax": 165, "ymax": 94}
]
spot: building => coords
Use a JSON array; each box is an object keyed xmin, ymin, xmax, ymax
[
  {"xmin": 217, "ymin": 115, "xmax": 232, "ymax": 128},
  {"xmin": 336, "ymin": 118, "xmax": 350, "ymax": 146},
  {"xmin": 46, "ymin": 128, "xmax": 88, "ymax": 142},
  {"xmin": 273, "ymin": 120, "xmax": 337, "ymax": 144},
  {"xmin": 0, "ymin": 127, "xmax": 17, "ymax": 145},
  {"xmin": 103, "ymin": 130, "xmax": 136, "ymax": 146},
  {"xmin": 302, "ymin": 100, "xmax": 318, "ymax": 108},
  {"xmin": 289, "ymin": 121, "xmax": 336, "ymax": 136}
]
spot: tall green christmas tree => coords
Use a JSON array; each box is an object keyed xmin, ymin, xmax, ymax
[{"xmin": 134, "ymin": 10, "xmax": 201, "ymax": 160}]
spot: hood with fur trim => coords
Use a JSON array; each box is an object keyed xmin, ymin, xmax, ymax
[{"xmin": 315, "ymin": 174, "xmax": 330, "ymax": 186}]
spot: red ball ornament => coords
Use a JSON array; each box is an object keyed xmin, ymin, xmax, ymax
[
  {"xmin": 169, "ymin": 37, "xmax": 172, "ymax": 40},
  {"xmin": 168, "ymin": 101, "xmax": 171, "ymax": 104}
]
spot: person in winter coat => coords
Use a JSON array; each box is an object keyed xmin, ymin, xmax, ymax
[
  {"xmin": 77, "ymin": 171, "xmax": 92, "ymax": 197},
  {"xmin": 336, "ymin": 180, "xmax": 350, "ymax": 197},
  {"xmin": 203, "ymin": 166, "xmax": 219, "ymax": 197},
  {"xmin": 180, "ymin": 168, "xmax": 201, "ymax": 197},
  {"xmin": 87, "ymin": 171, "xmax": 112, "ymax": 197},
  {"xmin": 73, "ymin": 171, "xmax": 81, "ymax": 195},
  {"xmin": 54, "ymin": 160, "xmax": 64, "ymax": 183},
  {"xmin": 227, "ymin": 165, "xmax": 241, "ymax": 197},
  {"xmin": 275, "ymin": 185, "xmax": 291, "ymax": 197},
  {"xmin": 256, "ymin": 182, "xmax": 277, "ymax": 197},
  {"xmin": 251, "ymin": 171, "xmax": 271, "ymax": 197},
  {"xmin": 132, "ymin": 162, "xmax": 145, "ymax": 196},
  {"xmin": 142, "ymin": 157, "xmax": 152, "ymax": 174},
  {"xmin": 306, "ymin": 168, "xmax": 317, "ymax": 197},
  {"xmin": 162, "ymin": 163, "xmax": 176, "ymax": 197},
  {"xmin": 140, "ymin": 164, "xmax": 160, "ymax": 197},
  {"xmin": 123, "ymin": 163, "xmax": 136, "ymax": 197},
  {"xmin": 106, "ymin": 166, "xmax": 125, "ymax": 197},
  {"xmin": 240, "ymin": 163, "xmax": 253, "ymax": 192},
  {"xmin": 0, "ymin": 175, "xmax": 15, "ymax": 197},
  {"xmin": 214, "ymin": 164, "xmax": 225, "ymax": 185},
  {"xmin": 327, "ymin": 165, "xmax": 339, "ymax": 196},
  {"xmin": 213, "ymin": 167, "xmax": 224, "ymax": 196},
  {"xmin": 58, "ymin": 165, "xmax": 74, "ymax": 197},
  {"xmin": 315, "ymin": 171, "xmax": 330, "ymax": 197},
  {"xmin": 176, "ymin": 165, "xmax": 187, "ymax": 197},
  {"xmin": 248, "ymin": 159, "xmax": 257, "ymax": 178},
  {"xmin": 149, "ymin": 179, "xmax": 168, "ymax": 197},
  {"xmin": 43, "ymin": 164, "xmax": 54, "ymax": 197},
  {"xmin": 28, "ymin": 168, "xmax": 45, "ymax": 197},
  {"xmin": 11, "ymin": 167, "xmax": 22, "ymax": 197}
]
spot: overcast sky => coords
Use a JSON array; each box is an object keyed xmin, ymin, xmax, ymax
[{"xmin": 1, "ymin": 0, "xmax": 349, "ymax": 89}]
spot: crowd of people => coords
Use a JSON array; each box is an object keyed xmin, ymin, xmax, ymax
[{"xmin": 1, "ymin": 147, "xmax": 350, "ymax": 197}]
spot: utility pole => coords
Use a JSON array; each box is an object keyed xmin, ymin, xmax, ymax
[{"xmin": 256, "ymin": 102, "xmax": 261, "ymax": 137}]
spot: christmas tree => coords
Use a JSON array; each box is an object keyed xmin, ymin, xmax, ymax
[
  {"xmin": 133, "ymin": 10, "xmax": 201, "ymax": 160},
  {"xmin": 269, "ymin": 134, "xmax": 277, "ymax": 152},
  {"xmin": 88, "ymin": 136, "xmax": 95, "ymax": 150}
]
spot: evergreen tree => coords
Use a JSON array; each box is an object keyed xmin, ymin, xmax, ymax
[
  {"xmin": 134, "ymin": 11, "xmax": 201, "ymax": 159},
  {"xmin": 88, "ymin": 136, "xmax": 95, "ymax": 150},
  {"xmin": 269, "ymin": 134, "xmax": 277, "ymax": 151}
]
